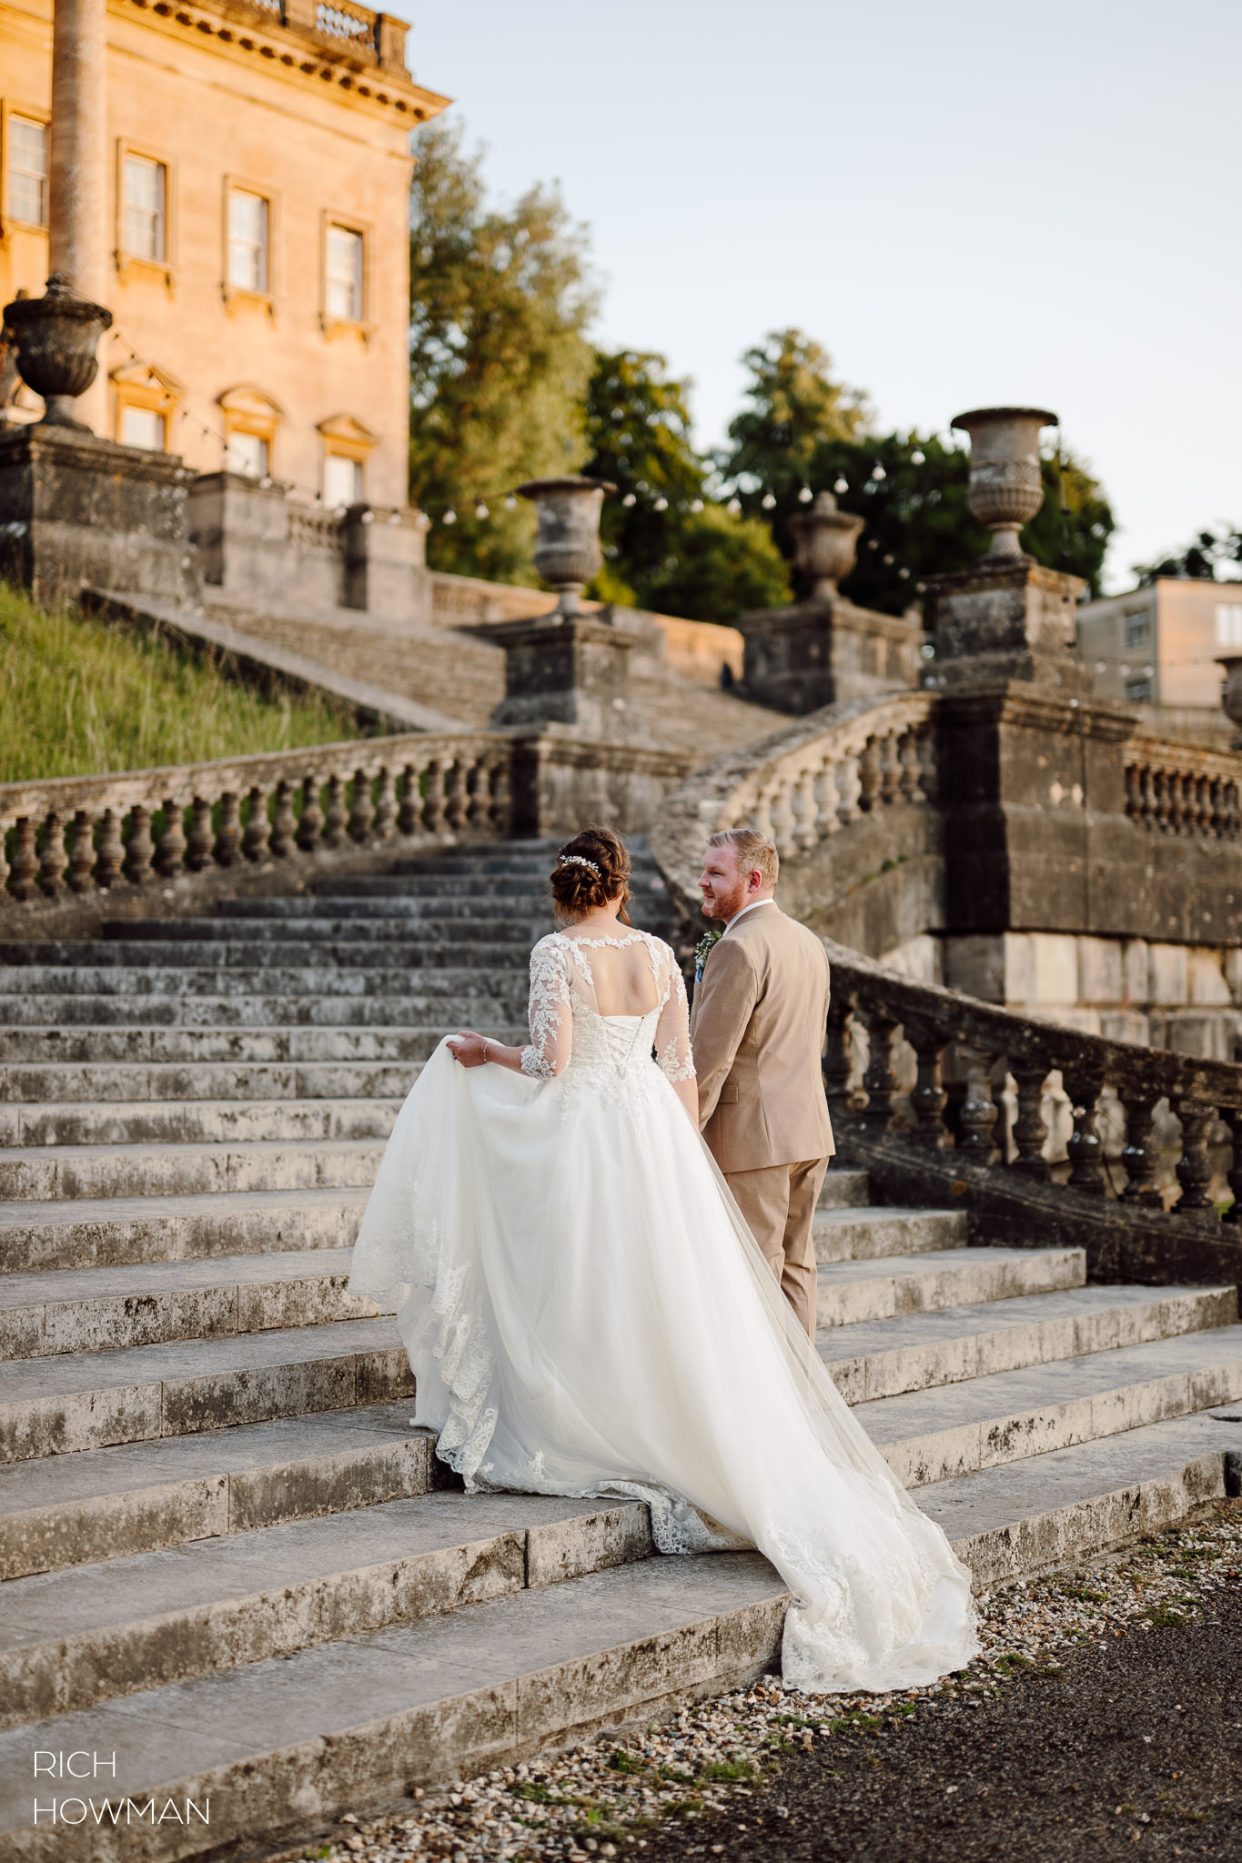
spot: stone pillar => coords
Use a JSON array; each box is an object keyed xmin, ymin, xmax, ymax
[
  {"xmin": 48, "ymin": 0, "xmax": 110, "ymax": 432},
  {"xmin": 1219, "ymin": 654, "xmax": 1242, "ymax": 750},
  {"xmin": 484, "ymin": 612, "xmax": 639, "ymax": 738},
  {"xmin": 342, "ymin": 504, "xmax": 431, "ymax": 625}
]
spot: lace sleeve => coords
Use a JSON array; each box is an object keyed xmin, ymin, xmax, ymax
[
  {"xmin": 654, "ymin": 946, "xmax": 696, "ymax": 1083},
  {"xmin": 520, "ymin": 936, "xmax": 573, "ymax": 1079}
]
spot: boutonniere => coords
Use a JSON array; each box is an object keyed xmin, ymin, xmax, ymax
[{"xmin": 694, "ymin": 929, "xmax": 722, "ymax": 983}]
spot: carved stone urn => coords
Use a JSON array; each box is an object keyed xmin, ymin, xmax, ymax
[
  {"xmin": 951, "ymin": 406, "xmax": 1056, "ymax": 558},
  {"xmin": 517, "ymin": 475, "xmax": 615, "ymax": 619},
  {"xmin": 3, "ymin": 273, "xmax": 113, "ymax": 432},
  {"xmin": 788, "ymin": 489, "xmax": 864, "ymax": 597},
  {"xmin": 1219, "ymin": 655, "xmax": 1242, "ymax": 749}
]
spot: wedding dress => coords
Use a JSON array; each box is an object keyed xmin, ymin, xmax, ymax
[{"xmin": 346, "ymin": 925, "xmax": 980, "ymax": 1692}]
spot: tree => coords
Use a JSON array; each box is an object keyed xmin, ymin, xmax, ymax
[
  {"xmin": 719, "ymin": 329, "xmax": 869, "ymax": 513},
  {"xmin": 1134, "ymin": 525, "xmax": 1242, "ymax": 584},
  {"xmin": 408, "ymin": 120, "xmax": 599, "ymax": 581},
  {"xmin": 636, "ymin": 502, "xmax": 791, "ymax": 622}
]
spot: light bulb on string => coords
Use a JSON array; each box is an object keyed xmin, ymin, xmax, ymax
[
  {"xmin": 871, "ymin": 464, "xmax": 886, "ymax": 482},
  {"xmin": 442, "ymin": 508, "xmax": 457, "ymax": 525},
  {"xmin": 761, "ymin": 491, "xmax": 777, "ymax": 510},
  {"xmin": 898, "ymin": 566, "xmax": 910, "ymax": 579},
  {"xmin": 653, "ymin": 496, "xmax": 668, "ymax": 512},
  {"xmin": 910, "ymin": 449, "xmax": 926, "ymax": 466},
  {"xmin": 474, "ymin": 501, "xmax": 489, "ymax": 520},
  {"xmin": 690, "ymin": 498, "xmax": 704, "ymax": 513},
  {"xmin": 504, "ymin": 493, "xmax": 518, "ymax": 510},
  {"xmin": 727, "ymin": 497, "xmax": 742, "ymax": 515},
  {"xmin": 833, "ymin": 477, "xmax": 848, "ymax": 495},
  {"xmin": 621, "ymin": 491, "xmax": 637, "ymax": 508},
  {"xmin": 798, "ymin": 485, "xmax": 813, "ymax": 503},
  {"xmin": 866, "ymin": 537, "xmax": 879, "ymax": 550},
  {"xmin": 882, "ymin": 553, "xmax": 895, "ymax": 566}
]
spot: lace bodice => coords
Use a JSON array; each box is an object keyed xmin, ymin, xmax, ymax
[{"xmin": 519, "ymin": 929, "xmax": 695, "ymax": 1086}]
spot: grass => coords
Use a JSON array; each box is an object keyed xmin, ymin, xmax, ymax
[{"xmin": 0, "ymin": 580, "xmax": 364, "ymax": 784}]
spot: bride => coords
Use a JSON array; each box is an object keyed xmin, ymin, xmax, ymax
[{"xmin": 346, "ymin": 825, "xmax": 979, "ymax": 1692}]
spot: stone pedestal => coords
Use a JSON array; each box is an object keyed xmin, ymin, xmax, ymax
[
  {"xmin": 482, "ymin": 612, "xmax": 640, "ymax": 738},
  {"xmin": 733, "ymin": 597, "xmax": 921, "ymax": 713},
  {"xmin": 0, "ymin": 422, "xmax": 200, "ymax": 606},
  {"xmin": 927, "ymin": 558, "xmax": 1090, "ymax": 696}
]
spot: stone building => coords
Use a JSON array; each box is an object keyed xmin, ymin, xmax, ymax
[
  {"xmin": 1078, "ymin": 575, "xmax": 1242, "ymax": 712},
  {"xmin": 0, "ymin": 0, "xmax": 446, "ymax": 506}
]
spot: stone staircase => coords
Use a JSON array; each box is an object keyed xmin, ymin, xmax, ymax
[{"xmin": 0, "ymin": 838, "xmax": 1239, "ymax": 1861}]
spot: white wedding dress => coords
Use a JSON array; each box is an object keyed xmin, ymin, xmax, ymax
[{"xmin": 346, "ymin": 926, "xmax": 980, "ymax": 1692}]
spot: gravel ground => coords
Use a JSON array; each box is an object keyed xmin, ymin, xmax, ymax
[{"xmin": 294, "ymin": 1500, "xmax": 1241, "ymax": 1863}]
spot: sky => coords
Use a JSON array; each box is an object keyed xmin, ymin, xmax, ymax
[{"xmin": 404, "ymin": 0, "xmax": 1239, "ymax": 593}]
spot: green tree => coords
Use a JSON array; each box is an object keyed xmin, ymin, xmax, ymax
[
  {"xmin": 1134, "ymin": 525, "xmax": 1242, "ymax": 584},
  {"xmin": 408, "ymin": 119, "xmax": 599, "ymax": 581},
  {"xmin": 636, "ymin": 502, "xmax": 791, "ymax": 621},
  {"xmin": 720, "ymin": 328, "xmax": 869, "ymax": 515}
]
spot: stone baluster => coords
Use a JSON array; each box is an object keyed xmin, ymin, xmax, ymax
[
  {"xmin": 791, "ymin": 768, "xmax": 817, "ymax": 852},
  {"xmin": 1222, "ymin": 1107, "xmax": 1242, "ymax": 1224},
  {"xmin": 836, "ymin": 754, "xmax": 862, "ymax": 827},
  {"xmin": 1064, "ymin": 1068, "xmax": 1107, "ymax": 1196},
  {"xmin": 242, "ymin": 787, "xmax": 270, "ymax": 863},
  {"xmin": 490, "ymin": 753, "xmax": 512, "ymax": 832},
  {"xmin": 898, "ymin": 729, "xmax": 922, "ymax": 804},
  {"xmin": 322, "ymin": 775, "xmax": 347, "ymax": 848},
  {"xmin": 463, "ymin": 759, "xmax": 486, "ymax": 834},
  {"xmin": 214, "ymin": 793, "xmax": 241, "ymax": 868},
  {"xmin": 916, "ymin": 726, "xmax": 938, "ymax": 804},
  {"xmin": 860, "ymin": 1006, "xmax": 902, "ymax": 1131},
  {"xmin": 768, "ymin": 782, "xmax": 796, "ymax": 850},
  {"xmin": 823, "ymin": 994, "xmax": 857, "ymax": 1128},
  {"xmin": 423, "ymin": 760, "xmax": 447, "ymax": 834},
  {"xmin": 1124, "ymin": 763, "xmax": 1141, "ymax": 822},
  {"xmin": 297, "ymin": 776, "xmax": 324, "ymax": 853},
  {"xmin": 1174, "ymin": 1099, "xmax": 1217, "ymax": 1214},
  {"xmin": 373, "ymin": 766, "xmax": 397, "ymax": 841},
  {"xmin": 270, "ymin": 781, "xmax": 296, "ymax": 857},
  {"xmin": 904, "ymin": 1016, "xmax": 949, "ymax": 1149},
  {"xmin": 348, "ymin": 769, "xmax": 375, "ymax": 843},
  {"xmin": 9, "ymin": 818, "xmax": 38, "ymax": 901},
  {"xmin": 155, "ymin": 799, "xmax": 186, "ymax": 877},
  {"xmin": 123, "ymin": 805, "xmax": 155, "ymax": 884},
  {"xmin": 857, "ymin": 736, "xmax": 883, "ymax": 812},
  {"xmin": 1119, "ymin": 1097, "xmax": 1163, "ymax": 1206},
  {"xmin": 66, "ymin": 810, "xmax": 96, "ymax": 891},
  {"xmin": 186, "ymin": 798, "xmax": 214, "ymax": 870},
  {"xmin": 1138, "ymin": 763, "xmax": 1157, "ymax": 828},
  {"xmin": 752, "ymin": 791, "xmax": 775, "ymax": 840},
  {"xmin": 96, "ymin": 809, "xmax": 124, "ymax": 887},
  {"xmin": 37, "ymin": 813, "xmax": 68, "ymax": 897},
  {"xmin": 397, "ymin": 765, "xmax": 421, "ymax": 837},
  {"xmin": 445, "ymin": 759, "xmax": 469, "ymax": 832},
  {"xmin": 1010, "ymin": 1059, "xmax": 1051, "ymax": 1178},
  {"xmin": 878, "ymin": 732, "xmax": 902, "ymax": 805},
  {"xmin": 959, "ymin": 1050, "xmax": 1000, "ymax": 1161},
  {"xmin": 813, "ymin": 761, "xmax": 841, "ymax": 837}
]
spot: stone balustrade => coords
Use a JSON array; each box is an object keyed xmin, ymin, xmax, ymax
[
  {"xmin": 0, "ymin": 734, "xmax": 512, "ymax": 907},
  {"xmin": 1124, "ymin": 734, "xmax": 1242, "ymax": 840}
]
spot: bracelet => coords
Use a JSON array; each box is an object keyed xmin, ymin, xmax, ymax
[{"xmin": 482, "ymin": 1038, "xmax": 491, "ymax": 1063}]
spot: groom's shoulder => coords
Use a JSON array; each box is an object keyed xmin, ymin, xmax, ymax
[{"xmin": 762, "ymin": 907, "xmax": 830, "ymax": 967}]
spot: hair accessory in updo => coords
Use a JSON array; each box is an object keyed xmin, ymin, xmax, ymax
[{"xmin": 557, "ymin": 853, "xmax": 601, "ymax": 878}]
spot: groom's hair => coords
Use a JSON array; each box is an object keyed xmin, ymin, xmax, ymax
[{"xmin": 708, "ymin": 827, "xmax": 779, "ymax": 888}]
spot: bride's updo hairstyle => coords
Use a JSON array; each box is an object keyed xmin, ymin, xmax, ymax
[{"xmin": 549, "ymin": 825, "xmax": 632, "ymax": 926}]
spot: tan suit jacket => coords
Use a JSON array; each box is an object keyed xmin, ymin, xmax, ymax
[{"xmin": 689, "ymin": 902, "xmax": 834, "ymax": 1174}]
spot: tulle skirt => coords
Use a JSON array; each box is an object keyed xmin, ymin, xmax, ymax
[{"xmin": 346, "ymin": 1040, "xmax": 980, "ymax": 1692}]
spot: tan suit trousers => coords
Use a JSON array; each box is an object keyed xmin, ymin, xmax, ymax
[{"xmin": 726, "ymin": 1156, "xmax": 829, "ymax": 1339}]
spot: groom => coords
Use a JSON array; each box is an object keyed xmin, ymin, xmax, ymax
[{"xmin": 689, "ymin": 828, "xmax": 833, "ymax": 1338}]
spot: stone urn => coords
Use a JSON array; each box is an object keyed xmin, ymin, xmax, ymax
[
  {"xmin": 3, "ymin": 273, "xmax": 113, "ymax": 432},
  {"xmin": 1219, "ymin": 655, "xmax": 1242, "ymax": 749},
  {"xmin": 788, "ymin": 489, "xmax": 864, "ymax": 598},
  {"xmin": 951, "ymin": 406, "xmax": 1056, "ymax": 558},
  {"xmin": 517, "ymin": 475, "xmax": 614, "ymax": 619}
]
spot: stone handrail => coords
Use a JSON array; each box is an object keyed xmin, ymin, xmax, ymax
[
  {"xmin": 0, "ymin": 733, "xmax": 512, "ymax": 905},
  {"xmin": 823, "ymin": 940, "xmax": 1242, "ymax": 1286},
  {"xmin": 1124, "ymin": 732, "xmax": 1242, "ymax": 839},
  {"xmin": 649, "ymin": 690, "xmax": 938, "ymax": 919}
]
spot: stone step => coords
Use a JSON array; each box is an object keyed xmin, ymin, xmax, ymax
[
  {"xmin": 101, "ymin": 916, "xmax": 550, "ymax": 944},
  {"xmin": 821, "ymin": 1282, "xmax": 1238, "ymax": 1404},
  {"xmin": 813, "ymin": 1206, "xmax": 965, "ymax": 1261},
  {"xmin": 0, "ymin": 1552, "xmax": 787, "ymax": 1863},
  {"xmin": 0, "ymin": 1186, "xmax": 371, "ymax": 1273},
  {"xmin": 309, "ymin": 872, "xmax": 664, "ymax": 899},
  {"xmin": 0, "ymin": 1489, "xmax": 656, "ymax": 1731},
  {"xmin": 858, "ymin": 1325, "xmax": 1242, "ymax": 1487},
  {"xmin": 0, "ymin": 967, "xmax": 530, "ymax": 1003},
  {"xmin": 210, "ymin": 891, "xmax": 569, "ymax": 916},
  {"xmin": 0, "ymin": 1139, "xmax": 394, "ymax": 1203},
  {"xmin": 0, "ymin": 1058, "xmax": 424, "ymax": 1104},
  {"xmin": 0, "ymin": 940, "xmax": 532, "ymax": 970},
  {"xmin": 816, "ymin": 1167, "xmax": 870, "ymax": 1209},
  {"xmin": 0, "ymin": 1024, "xmax": 524, "ymax": 1064},
  {"xmin": 0, "ymin": 993, "xmax": 520, "ymax": 1027},
  {"xmin": 0, "ymin": 1316, "xmax": 411, "ymax": 1464},
  {"xmin": 0, "ymin": 1400, "xmax": 439, "ymax": 1580},
  {"xmin": 0, "ymin": 1097, "xmax": 401, "ymax": 1148},
  {"xmin": 816, "ymin": 1245, "xmax": 1085, "ymax": 1327}
]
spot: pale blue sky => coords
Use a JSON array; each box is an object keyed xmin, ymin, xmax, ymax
[{"xmin": 406, "ymin": 0, "xmax": 1239, "ymax": 591}]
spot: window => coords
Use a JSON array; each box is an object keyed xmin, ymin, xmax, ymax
[
  {"xmin": 323, "ymin": 452, "xmax": 363, "ymax": 509},
  {"xmin": 120, "ymin": 404, "xmax": 166, "ymax": 451},
  {"xmin": 1215, "ymin": 604, "xmax": 1242, "ymax": 649},
  {"xmin": 324, "ymin": 224, "xmax": 363, "ymax": 321},
  {"xmin": 1124, "ymin": 675, "xmax": 1153, "ymax": 702},
  {"xmin": 225, "ymin": 430, "xmax": 269, "ymax": 478},
  {"xmin": 227, "ymin": 188, "xmax": 269, "ymax": 294},
  {"xmin": 8, "ymin": 115, "xmax": 49, "ymax": 227},
  {"xmin": 123, "ymin": 154, "xmax": 166, "ymax": 261},
  {"xmin": 1123, "ymin": 609, "xmax": 1150, "ymax": 649}
]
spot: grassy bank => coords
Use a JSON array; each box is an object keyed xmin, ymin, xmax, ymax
[{"xmin": 0, "ymin": 581, "xmax": 364, "ymax": 784}]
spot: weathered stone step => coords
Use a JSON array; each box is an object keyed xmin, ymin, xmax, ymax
[
  {"xmin": 0, "ymin": 993, "xmax": 518, "ymax": 1027},
  {"xmin": 0, "ymin": 1247, "xmax": 384, "ymax": 1358},
  {"xmin": 0, "ymin": 1316, "xmax": 411, "ymax": 1464},
  {"xmin": 0, "ymin": 1489, "xmax": 654, "ymax": 1730},
  {"xmin": 309, "ymin": 871, "xmax": 664, "ymax": 899},
  {"xmin": 0, "ymin": 966, "xmax": 529, "ymax": 1002},
  {"xmin": 0, "ymin": 1552, "xmax": 786, "ymax": 1862},
  {"xmin": 101, "ymin": 915, "xmax": 548, "ymax": 944},
  {"xmin": 0, "ymin": 1057, "xmax": 424, "ymax": 1104},
  {"xmin": 813, "ymin": 1206, "xmax": 965, "ymax": 1262},
  {"xmin": 822, "ymin": 1283, "xmax": 1238, "ymax": 1404},
  {"xmin": 0, "ymin": 1097, "xmax": 401, "ymax": 1148},
  {"xmin": 0, "ymin": 940, "xmax": 531, "ymax": 970},
  {"xmin": 0, "ymin": 1139, "xmax": 393, "ymax": 1203},
  {"xmin": 860, "ymin": 1325, "xmax": 1242, "ymax": 1487},
  {"xmin": 816, "ymin": 1245, "xmax": 1085, "ymax": 1327},
  {"xmin": 211, "ymin": 891, "xmax": 563, "ymax": 916},
  {"xmin": 0, "ymin": 1024, "xmax": 524, "ymax": 1064},
  {"xmin": 816, "ymin": 1167, "xmax": 870, "ymax": 1209},
  {"xmin": 0, "ymin": 1399, "xmax": 436, "ymax": 1580},
  {"xmin": 0, "ymin": 1186, "xmax": 370, "ymax": 1273}
]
